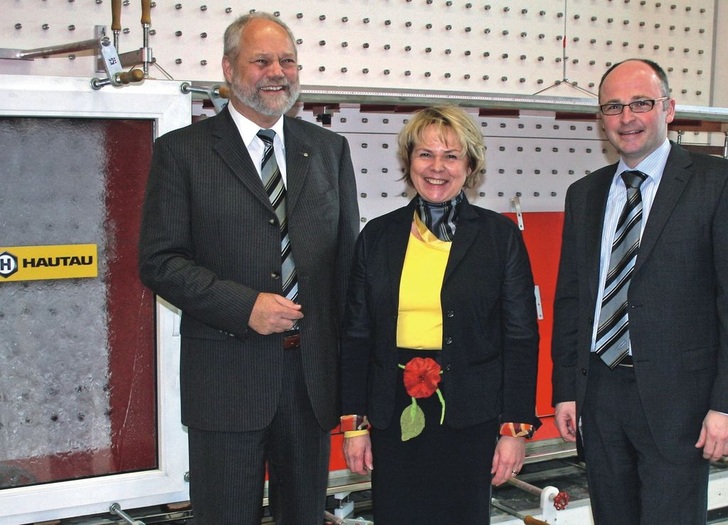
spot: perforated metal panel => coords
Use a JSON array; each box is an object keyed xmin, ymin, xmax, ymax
[{"xmin": 0, "ymin": 1, "xmax": 716, "ymax": 106}]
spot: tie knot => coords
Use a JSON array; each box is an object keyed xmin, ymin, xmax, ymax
[
  {"xmin": 621, "ymin": 170, "xmax": 646, "ymax": 189},
  {"xmin": 257, "ymin": 129, "xmax": 276, "ymax": 145}
]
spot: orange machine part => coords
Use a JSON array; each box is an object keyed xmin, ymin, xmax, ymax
[{"xmin": 504, "ymin": 211, "xmax": 564, "ymax": 441}]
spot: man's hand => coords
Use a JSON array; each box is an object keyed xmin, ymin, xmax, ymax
[
  {"xmin": 554, "ymin": 401, "xmax": 578, "ymax": 443},
  {"xmin": 695, "ymin": 410, "xmax": 728, "ymax": 461},
  {"xmin": 248, "ymin": 292, "xmax": 303, "ymax": 334}
]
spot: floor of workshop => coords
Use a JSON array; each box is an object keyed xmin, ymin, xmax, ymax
[{"xmin": 331, "ymin": 456, "xmax": 728, "ymax": 525}]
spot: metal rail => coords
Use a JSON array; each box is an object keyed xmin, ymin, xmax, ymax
[
  {"xmin": 185, "ymin": 81, "xmax": 728, "ymax": 124},
  {"xmin": 109, "ymin": 503, "xmax": 145, "ymax": 525}
]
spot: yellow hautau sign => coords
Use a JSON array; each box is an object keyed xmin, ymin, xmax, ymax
[{"xmin": 0, "ymin": 244, "xmax": 98, "ymax": 282}]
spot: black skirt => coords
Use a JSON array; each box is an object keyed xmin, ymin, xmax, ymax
[{"xmin": 370, "ymin": 349, "xmax": 498, "ymax": 525}]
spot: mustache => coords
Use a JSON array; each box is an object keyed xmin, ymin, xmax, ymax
[{"xmin": 257, "ymin": 78, "xmax": 291, "ymax": 89}]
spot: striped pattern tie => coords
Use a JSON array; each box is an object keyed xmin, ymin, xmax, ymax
[
  {"xmin": 257, "ymin": 129, "xmax": 298, "ymax": 307},
  {"xmin": 595, "ymin": 170, "xmax": 646, "ymax": 368}
]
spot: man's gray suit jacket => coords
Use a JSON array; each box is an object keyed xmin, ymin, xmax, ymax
[
  {"xmin": 139, "ymin": 107, "xmax": 360, "ymax": 433},
  {"xmin": 552, "ymin": 142, "xmax": 728, "ymax": 459}
]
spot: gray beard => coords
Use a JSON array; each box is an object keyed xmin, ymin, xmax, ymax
[{"xmin": 230, "ymin": 77, "xmax": 300, "ymax": 117}]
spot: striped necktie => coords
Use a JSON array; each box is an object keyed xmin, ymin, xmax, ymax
[
  {"xmin": 595, "ymin": 170, "xmax": 646, "ymax": 368},
  {"xmin": 257, "ymin": 129, "xmax": 298, "ymax": 307}
]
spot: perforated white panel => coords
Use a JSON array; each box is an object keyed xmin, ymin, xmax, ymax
[
  {"xmin": 2, "ymin": 1, "xmax": 724, "ymax": 219},
  {"xmin": 201, "ymin": 103, "xmax": 619, "ymax": 218},
  {"xmin": 0, "ymin": 0, "xmax": 716, "ymax": 106},
  {"xmin": 327, "ymin": 106, "xmax": 616, "ymax": 217}
]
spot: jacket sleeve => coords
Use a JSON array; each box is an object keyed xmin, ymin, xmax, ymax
[
  {"xmin": 333, "ymin": 137, "xmax": 361, "ymax": 321},
  {"xmin": 499, "ymin": 220, "xmax": 541, "ymax": 426},
  {"xmin": 551, "ymin": 185, "xmax": 581, "ymax": 405},
  {"xmin": 339, "ymin": 229, "xmax": 374, "ymax": 416},
  {"xmin": 710, "ymin": 163, "xmax": 728, "ymax": 413}
]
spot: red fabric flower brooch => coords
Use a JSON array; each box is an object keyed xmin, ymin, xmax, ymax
[{"xmin": 399, "ymin": 357, "xmax": 445, "ymax": 441}]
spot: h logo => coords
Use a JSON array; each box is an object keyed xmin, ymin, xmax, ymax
[{"xmin": 0, "ymin": 251, "xmax": 19, "ymax": 278}]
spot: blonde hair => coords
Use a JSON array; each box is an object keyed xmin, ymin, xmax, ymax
[{"xmin": 397, "ymin": 105, "xmax": 485, "ymax": 189}]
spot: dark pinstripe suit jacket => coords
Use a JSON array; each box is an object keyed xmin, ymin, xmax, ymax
[
  {"xmin": 552, "ymin": 142, "xmax": 728, "ymax": 459},
  {"xmin": 139, "ymin": 107, "xmax": 359, "ymax": 432}
]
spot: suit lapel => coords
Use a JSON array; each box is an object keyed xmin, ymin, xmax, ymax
[
  {"xmin": 586, "ymin": 168, "xmax": 615, "ymax": 298},
  {"xmin": 443, "ymin": 199, "xmax": 479, "ymax": 284},
  {"xmin": 212, "ymin": 108, "xmax": 272, "ymax": 209},
  {"xmin": 282, "ymin": 117, "xmax": 311, "ymax": 215},
  {"xmin": 635, "ymin": 144, "xmax": 693, "ymax": 273}
]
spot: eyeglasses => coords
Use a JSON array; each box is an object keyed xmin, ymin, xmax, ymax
[{"xmin": 599, "ymin": 97, "xmax": 669, "ymax": 116}]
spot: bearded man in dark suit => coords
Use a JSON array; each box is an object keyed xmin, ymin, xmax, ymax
[{"xmin": 138, "ymin": 12, "xmax": 359, "ymax": 525}]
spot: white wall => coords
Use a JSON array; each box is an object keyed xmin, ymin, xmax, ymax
[
  {"xmin": 712, "ymin": 0, "xmax": 728, "ymax": 107},
  {"xmin": 0, "ymin": 0, "xmax": 721, "ymax": 108}
]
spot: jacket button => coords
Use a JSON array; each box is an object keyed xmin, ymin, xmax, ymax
[
  {"xmin": 271, "ymin": 272, "xmax": 280, "ymax": 279},
  {"xmin": 444, "ymin": 337, "xmax": 453, "ymax": 345},
  {"xmin": 446, "ymin": 310, "xmax": 455, "ymax": 318},
  {"xmin": 581, "ymin": 368, "xmax": 587, "ymax": 375}
]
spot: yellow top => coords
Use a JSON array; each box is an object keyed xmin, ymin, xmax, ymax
[{"xmin": 396, "ymin": 213, "xmax": 452, "ymax": 350}]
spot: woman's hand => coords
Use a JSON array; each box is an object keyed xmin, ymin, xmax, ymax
[
  {"xmin": 343, "ymin": 434, "xmax": 373, "ymax": 476},
  {"xmin": 491, "ymin": 435, "xmax": 526, "ymax": 486}
]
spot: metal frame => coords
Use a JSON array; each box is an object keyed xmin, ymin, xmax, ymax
[{"xmin": 0, "ymin": 75, "xmax": 191, "ymax": 525}]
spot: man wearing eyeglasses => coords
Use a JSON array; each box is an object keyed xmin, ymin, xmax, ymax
[{"xmin": 552, "ymin": 58, "xmax": 728, "ymax": 524}]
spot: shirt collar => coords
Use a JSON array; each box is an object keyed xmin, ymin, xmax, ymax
[
  {"xmin": 615, "ymin": 138, "xmax": 671, "ymax": 186},
  {"xmin": 227, "ymin": 103, "xmax": 285, "ymax": 150}
]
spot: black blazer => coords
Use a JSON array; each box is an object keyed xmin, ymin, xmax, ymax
[
  {"xmin": 340, "ymin": 197, "xmax": 540, "ymax": 429},
  {"xmin": 139, "ymin": 107, "xmax": 360, "ymax": 432},
  {"xmin": 552, "ymin": 142, "xmax": 728, "ymax": 459}
]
